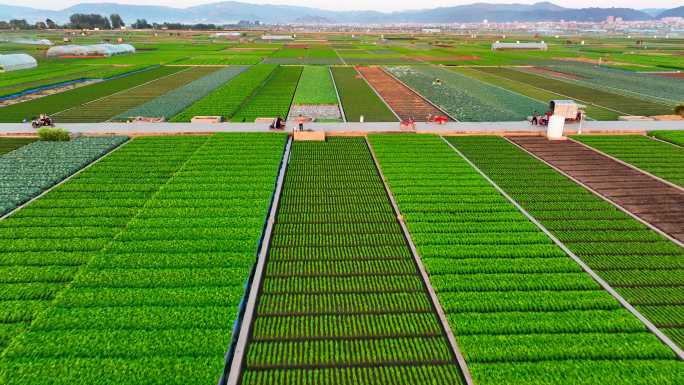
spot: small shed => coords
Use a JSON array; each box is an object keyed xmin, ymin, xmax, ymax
[{"xmin": 0, "ymin": 54, "xmax": 38, "ymax": 72}]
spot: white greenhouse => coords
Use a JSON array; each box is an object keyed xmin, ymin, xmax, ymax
[
  {"xmin": 0, "ymin": 54, "xmax": 38, "ymax": 72},
  {"xmin": 492, "ymin": 41, "xmax": 548, "ymax": 51},
  {"xmin": 46, "ymin": 44, "xmax": 136, "ymax": 58}
]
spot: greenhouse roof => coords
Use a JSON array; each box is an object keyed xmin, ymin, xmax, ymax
[{"xmin": 0, "ymin": 53, "xmax": 38, "ymax": 72}]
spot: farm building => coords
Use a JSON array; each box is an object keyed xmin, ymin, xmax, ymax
[
  {"xmin": 46, "ymin": 43, "xmax": 136, "ymax": 58},
  {"xmin": 492, "ymin": 41, "xmax": 548, "ymax": 50},
  {"xmin": 0, "ymin": 53, "xmax": 37, "ymax": 72}
]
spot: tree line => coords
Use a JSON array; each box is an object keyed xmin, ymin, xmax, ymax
[
  {"xmin": 0, "ymin": 14, "xmax": 226, "ymax": 31},
  {"xmin": 0, "ymin": 14, "xmax": 124, "ymax": 30}
]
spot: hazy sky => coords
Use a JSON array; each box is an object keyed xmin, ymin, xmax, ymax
[{"xmin": 8, "ymin": 0, "xmax": 683, "ymax": 12}]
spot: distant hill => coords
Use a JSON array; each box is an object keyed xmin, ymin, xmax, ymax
[
  {"xmin": 641, "ymin": 8, "xmax": 668, "ymax": 17},
  {"xmin": 0, "ymin": 1, "xmax": 663, "ymax": 25},
  {"xmin": 658, "ymin": 6, "xmax": 684, "ymax": 18}
]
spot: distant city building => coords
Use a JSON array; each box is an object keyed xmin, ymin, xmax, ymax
[
  {"xmin": 491, "ymin": 41, "xmax": 548, "ymax": 51},
  {"xmin": 422, "ymin": 28, "xmax": 442, "ymax": 33},
  {"xmin": 606, "ymin": 16, "xmax": 615, "ymax": 24}
]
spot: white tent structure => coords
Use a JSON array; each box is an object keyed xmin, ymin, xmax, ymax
[
  {"xmin": 46, "ymin": 44, "xmax": 136, "ymax": 58},
  {"xmin": 0, "ymin": 37, "xmax": 53, "ymax": 46},
  {"xmin": 0, "ymin": 54, "xmax": 38, "ymax": 72}
]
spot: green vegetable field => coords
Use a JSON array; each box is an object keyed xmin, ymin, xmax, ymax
[
  {"xmin": 1, "ymin": 28, "xmax": 684, "ymax": 384},
  {"xmin": 292, "ymin": 66, "xmax": 338, "ymax": 105},
  {"xmin": 0, "ymin": 133, "xmax": 287, "ymax": 385},
  {"xmin": 330, "ymin": 66, "xmax": 397, "ymax": 122},
  {"xmin": 53, "ymin": 67, "xmax": 218, "ymax": 123},
  {"xmin": 386, "ymin": 66, "xmax": 546, "ymax": 121},
  {"xmin": 114, "ymin": 66, "xmax": 248, "ymax": 120},
  {"xmin": 572, "ymin": 135, "xmax": 684, "ymax": 187},
  {"xmin": 0, "ymin": 137, "xmax": 128, "ymax": 216},
  {"xmin": 476, "ymin": 67, "xmax": 672, "ymax": 117},
  {"xmin": 231, "ymin": 65, "xmax": 302, "ymax": 122},
  {"xmin": 446, "ymin": 136, "xmax": 684, "ymax": 350},
  {"xmin": 172, "ymin": 64, "xmax": 277, "ymax": 122},
  {"xmin": 0, "ymin": 66, "xmax": 178, "ymax": 123},
  {"xmin": 238, "ymin": 137, "xmax": 466, "ymax": 385},
  {"xmin": 368, "ymin": 134, "xmax": 681, "ymax": 384}
]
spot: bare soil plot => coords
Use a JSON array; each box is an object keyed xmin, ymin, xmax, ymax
[
  {"xmin": 356, "ymin": 66, "xmax": 450, "ymax": 122},
  {"xmin": 510, "ymin": 137, "xmax": 684, "ymax": 244}
]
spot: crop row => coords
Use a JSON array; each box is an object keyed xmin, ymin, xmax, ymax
[
  {"xmin": 330, "ymin": 67, "xmax": 397, "ymax": 122},
  {"xmin": 0, "ymin": 66, "xmax": 173, "ymax": 123},
  {"xmin": 113, "ymin": 66, "xmax": 248, "ymax": 120},
  {"xmin": 368, "ymin": 134, "xmax": 678, "ymax": 384},
  {"xmin": 477, "ymin": 67, "xmax": 672, "ymax": 117},
  {"xmin": 0, "ymin": 137, "xmax": 128, "ymax": 216},
  {"xmin": 386, "ymin": 66, "xmax": 546, "ymax": 121},
  {"xmin": 446, "ymin": 135, "xmax": 684, "ymax": 351},
  {"xmin": 232, "ymin": 65, "xmax": 302, "ymax": 122},
  {"xmin": 571, "ymin": 135, "xmax": 684, "ymax": 188},
  {"xmin": 239, "ymin": 137, "xmax": 464, "ymax": 384},
  {"xmin": 0, "ymin": 133, "xmax": 288, "ymax": 385},
  {"xmin": 172, "ymin": 64, "xmax": 277, "ymax": 122}
]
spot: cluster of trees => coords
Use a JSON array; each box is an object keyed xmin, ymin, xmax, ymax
[
  {"xmin": 0, "ymin": 15, "xmax": 230, "ymax": 31},
  {"xmin": 0, "ymin": 13, "xmax": 125, "ymax": 30}
]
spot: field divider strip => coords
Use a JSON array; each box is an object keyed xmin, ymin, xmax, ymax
[
  {"xmin": 648, "ymin": 135, "xmax": 684, "ymax": 148},
  {"xmin": 0, "ymin": 137, "xmax": 130, "ymax": 222},
  {"xmin": 283, "ymin": 67, "xmax": 303, "ymax": 122},
  {"xmin": 381, "ymin": 66, "xmax": 460, "ymax": 122},
  {"xmin": 224, "ymin": 136, "xmax": 292, "ymax": 385},
  {"xmin": 570, "ymin": 136, "xmax": 684, "ymax": 195},
  {"xmin": 438, "ymin": 134, "xmax": 684, "ymax": 360},
  {"xmin": 355, "ymin": 66, "xmax": 402, "ymax": 122},
  {"xmin": 53, "ymin": 67, "xmax": 191, "ymax": 118},
  {"xmin": 365, "ymin": 137, "xmax": 474, "ymax": 385},
  {"xmin": 333, "ymin": 50, "xmax": 347, "ymax": 65},
  {"xmin": 505, "ymin": 136, "xmax": 684, "ymax": 249},
  {"xmin": 329, "ymin": 66, "xmax": 347, "ymax": 123}
]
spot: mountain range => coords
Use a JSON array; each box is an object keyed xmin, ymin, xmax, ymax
[{"xmin": 0, "ymin": 1, "xmax": 681, "ymax": 25}]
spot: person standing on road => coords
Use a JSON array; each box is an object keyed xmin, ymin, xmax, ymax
[{"xmin": 297, "ymin": 114, "xmax": 305, "ymax": 132}]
